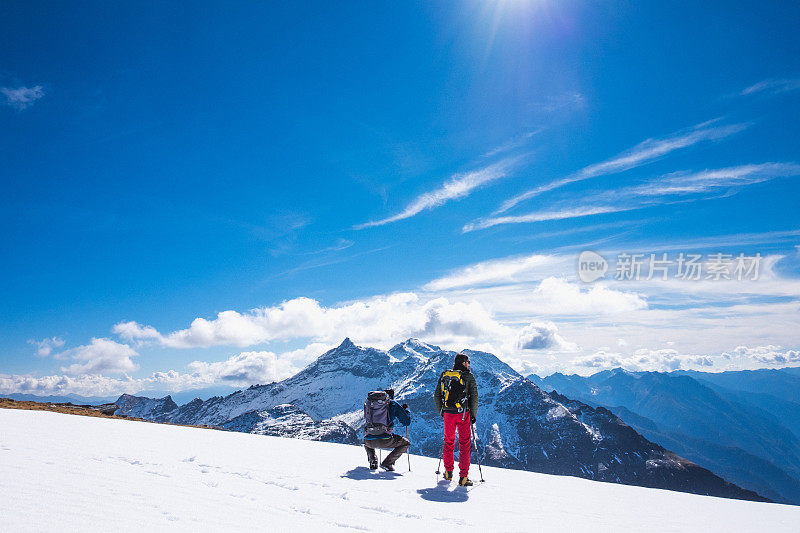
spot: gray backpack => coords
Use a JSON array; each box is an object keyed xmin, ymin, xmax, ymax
[{"xmin": 363, "ymin": 390, "xmax": 392, "ymax": 436}]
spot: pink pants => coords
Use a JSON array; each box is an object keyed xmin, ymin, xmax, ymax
[{"xmin": 443, "ymin": 411, "xmax": 471, "ymax": 477}]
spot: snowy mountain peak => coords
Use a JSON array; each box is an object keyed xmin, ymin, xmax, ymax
[
  {"xmin": 115, "ymin": 393, "xmax": 178, "ymax": 419},
  {"xmin": 402, "ymin": 338, "xmax": 441, "ymax": 352},
  {"xmin": 603, "ymin": 367, "xmax": 637, "ymax": 378},
  {"xmin": 388, "ymin": 338, "xmax": 442, "ymax": 360},
  {"xmin": 337, "ymin": 337, "xmax": 356, "ymax": 349},
  {"xmin": 309, "ymin": 338, "xmax": 390, "ymax": 378}
]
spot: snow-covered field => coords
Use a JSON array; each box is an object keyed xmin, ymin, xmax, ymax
[{"xmin": 2, "ymin": 409, "xmax": 798, "ymax": 532}]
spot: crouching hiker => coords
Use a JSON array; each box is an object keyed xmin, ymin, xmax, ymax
[
  {"xmin": 435, "ymin": 352, "xmax": 479, "ymax": 486},
  {"xmin": 363, "ymin": 388, "xmax": 411, "ymax": 472}
]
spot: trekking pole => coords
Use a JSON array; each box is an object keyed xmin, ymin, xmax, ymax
[
  {"xmin": 471, "ymin": 423, "xmax": 485, "ymax": 483},
  {"xmin": 406, "ymin": 426, "xmax": 411, "ymax": 472},
  {"xmin": 435, "ymin": 407, "xmax": 444, "ymax": 477},
  {"xmin": 435, "ymin": 438, "xmax": 444, "ymax": 476}
]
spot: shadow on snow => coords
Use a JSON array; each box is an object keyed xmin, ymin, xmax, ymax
[
  {"xmin": 341, "ymin": 466, "xmax": 403, "ymax": 481},
  {"xmin": 416, "ymin": 480, "xmax": 469, "ymax": 503}
]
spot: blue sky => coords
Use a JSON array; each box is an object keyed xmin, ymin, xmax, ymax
[{"xmin": 2, "ymin": 1, "xmax": 799, "ymax": 397}]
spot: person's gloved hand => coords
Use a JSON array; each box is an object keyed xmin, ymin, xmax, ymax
[
  {"xmin": 470, "ymin": 414, "xmax": 476, "ymax": 424},
  {"xmin": 402, "ymin": 403, "xmax": 408, "ymax": 410}
]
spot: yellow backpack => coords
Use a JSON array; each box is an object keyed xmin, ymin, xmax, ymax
[{"xmin": 439, "ymin": 370, "xmax": 469, "ymax": 413}]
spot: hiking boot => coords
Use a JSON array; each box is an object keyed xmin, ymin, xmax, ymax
[
  {"xmin": 380, "ymin": 462, "xmax": 395, "ymax": 472},
  {"xmin": 443, "ymin": 470, "xmax": 453, "ymax": 481},
  {"xmin": 369, "ymin": 460, "xmax": 378, "ymax": 470},
  {"xmin": 458, "ymin": 477, "xmax": 473, "ymax": 487}
]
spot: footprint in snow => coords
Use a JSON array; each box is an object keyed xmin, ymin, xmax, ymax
[
  {"xmin": 359, "ymin": 505, "xmax": 422, "ymax": 520},
  {"xmin": 329, "ymin": 522, "xmax": 369, "ymax": 531},
  {"xmin": 263, "ymin": 479, "xmax": 299, "ymax": 491}
]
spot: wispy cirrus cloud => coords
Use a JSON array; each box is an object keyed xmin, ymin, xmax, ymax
[
  {"xmin": 626, "ymin": 162, "xmax": 800, "ymax": 196},
  {"xmin": 481, "ymin": 130, "xmax": 542, "ymax": 159},
  {"xmin": 740, "ymin": 78, "xmax": 800, "ymax": 97},
  {"xmin": 2, "ymin": 85, "xmax": 45, "ymax": 110},
  {"xmin": 423, "ymin": 253, "xmax": 561, "ymax": 291},
  {"xmin": 464, "ymin": 162, "xmax": 800, "ymax": 232},
  {"xmin": 529, "ymin": 92, "xmax": 587, "ymax": 115},
  {"xmin": 302, "ymin": 238, "xmax": 354, "ymax": 255},
  {"xmin": 493, "ymin": 120, "xmax": 749, "ymax": 215},
  {"xmin": 354, "ymin": 156, "xmax": 522, "ymax": 229},
  {"xmin": 464, "ymin": 205, "xmax": 645, "ymax": 232}
]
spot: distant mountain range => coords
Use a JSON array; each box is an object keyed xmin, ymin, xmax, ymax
[
  {"xmin": 2, "ymin": 386, "xmax": 240, "ymax": 406},
  {"xmin": 675, "ymin": 369, "xmax": 800, "ymax": 438},
  {"xmin": 115, "ymin": 338, "xmax": 767, "ymax": 503},
  {"xmin": 3, "ymin": 393, "xmax": 118, "ymax": 405},
  {"xmin": 528, "ymin": 367, "xmax": 800, "ymax": 504}
]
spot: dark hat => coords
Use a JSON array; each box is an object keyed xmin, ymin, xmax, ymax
[
  {"xmin": 454, "ymin": 352, "xmax": 470, "ymax": 371},
  {"xmin": 383, "ymin": 388, "xmax": 395, "ymax": 399}
]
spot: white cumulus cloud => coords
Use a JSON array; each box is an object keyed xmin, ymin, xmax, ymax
[
  {"xmin": 0, "ymin": 373, "xmax": 140, "ymax": 398},
  {"xmin": 531, "ymin": 277, "xmax": 647, "ymax": 315},
  {"xmin": 570, "ymin": 348, "xmax": 715, "ymax": 373},
  {"xmin": 27, "ymin": 337, "xmax": 65, "ymax": 357},
  {"xmin": 113, "ymin": 322, "xmax": 162, "ymax": 343},
  {"xmin": 517, "ymin": 321, "xmax": 579, "ymax": 352},
  {"xmin": 728, "ymin": 345, "xmax": 800, "ymax": 366},
  {"xmin": 60, "ymin": 338, "xmax": 139, "ymax": 375},
  {"xmin": 113, "ymin": 293, "xmax": 520, "ymax": 350},
  {"xmin": 186, "ymin": 344, "xmax": 326, "ymax": 386},
  {"xmin": 0, "ymin": 344, "xmax": 329, "ymax": 397}
]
